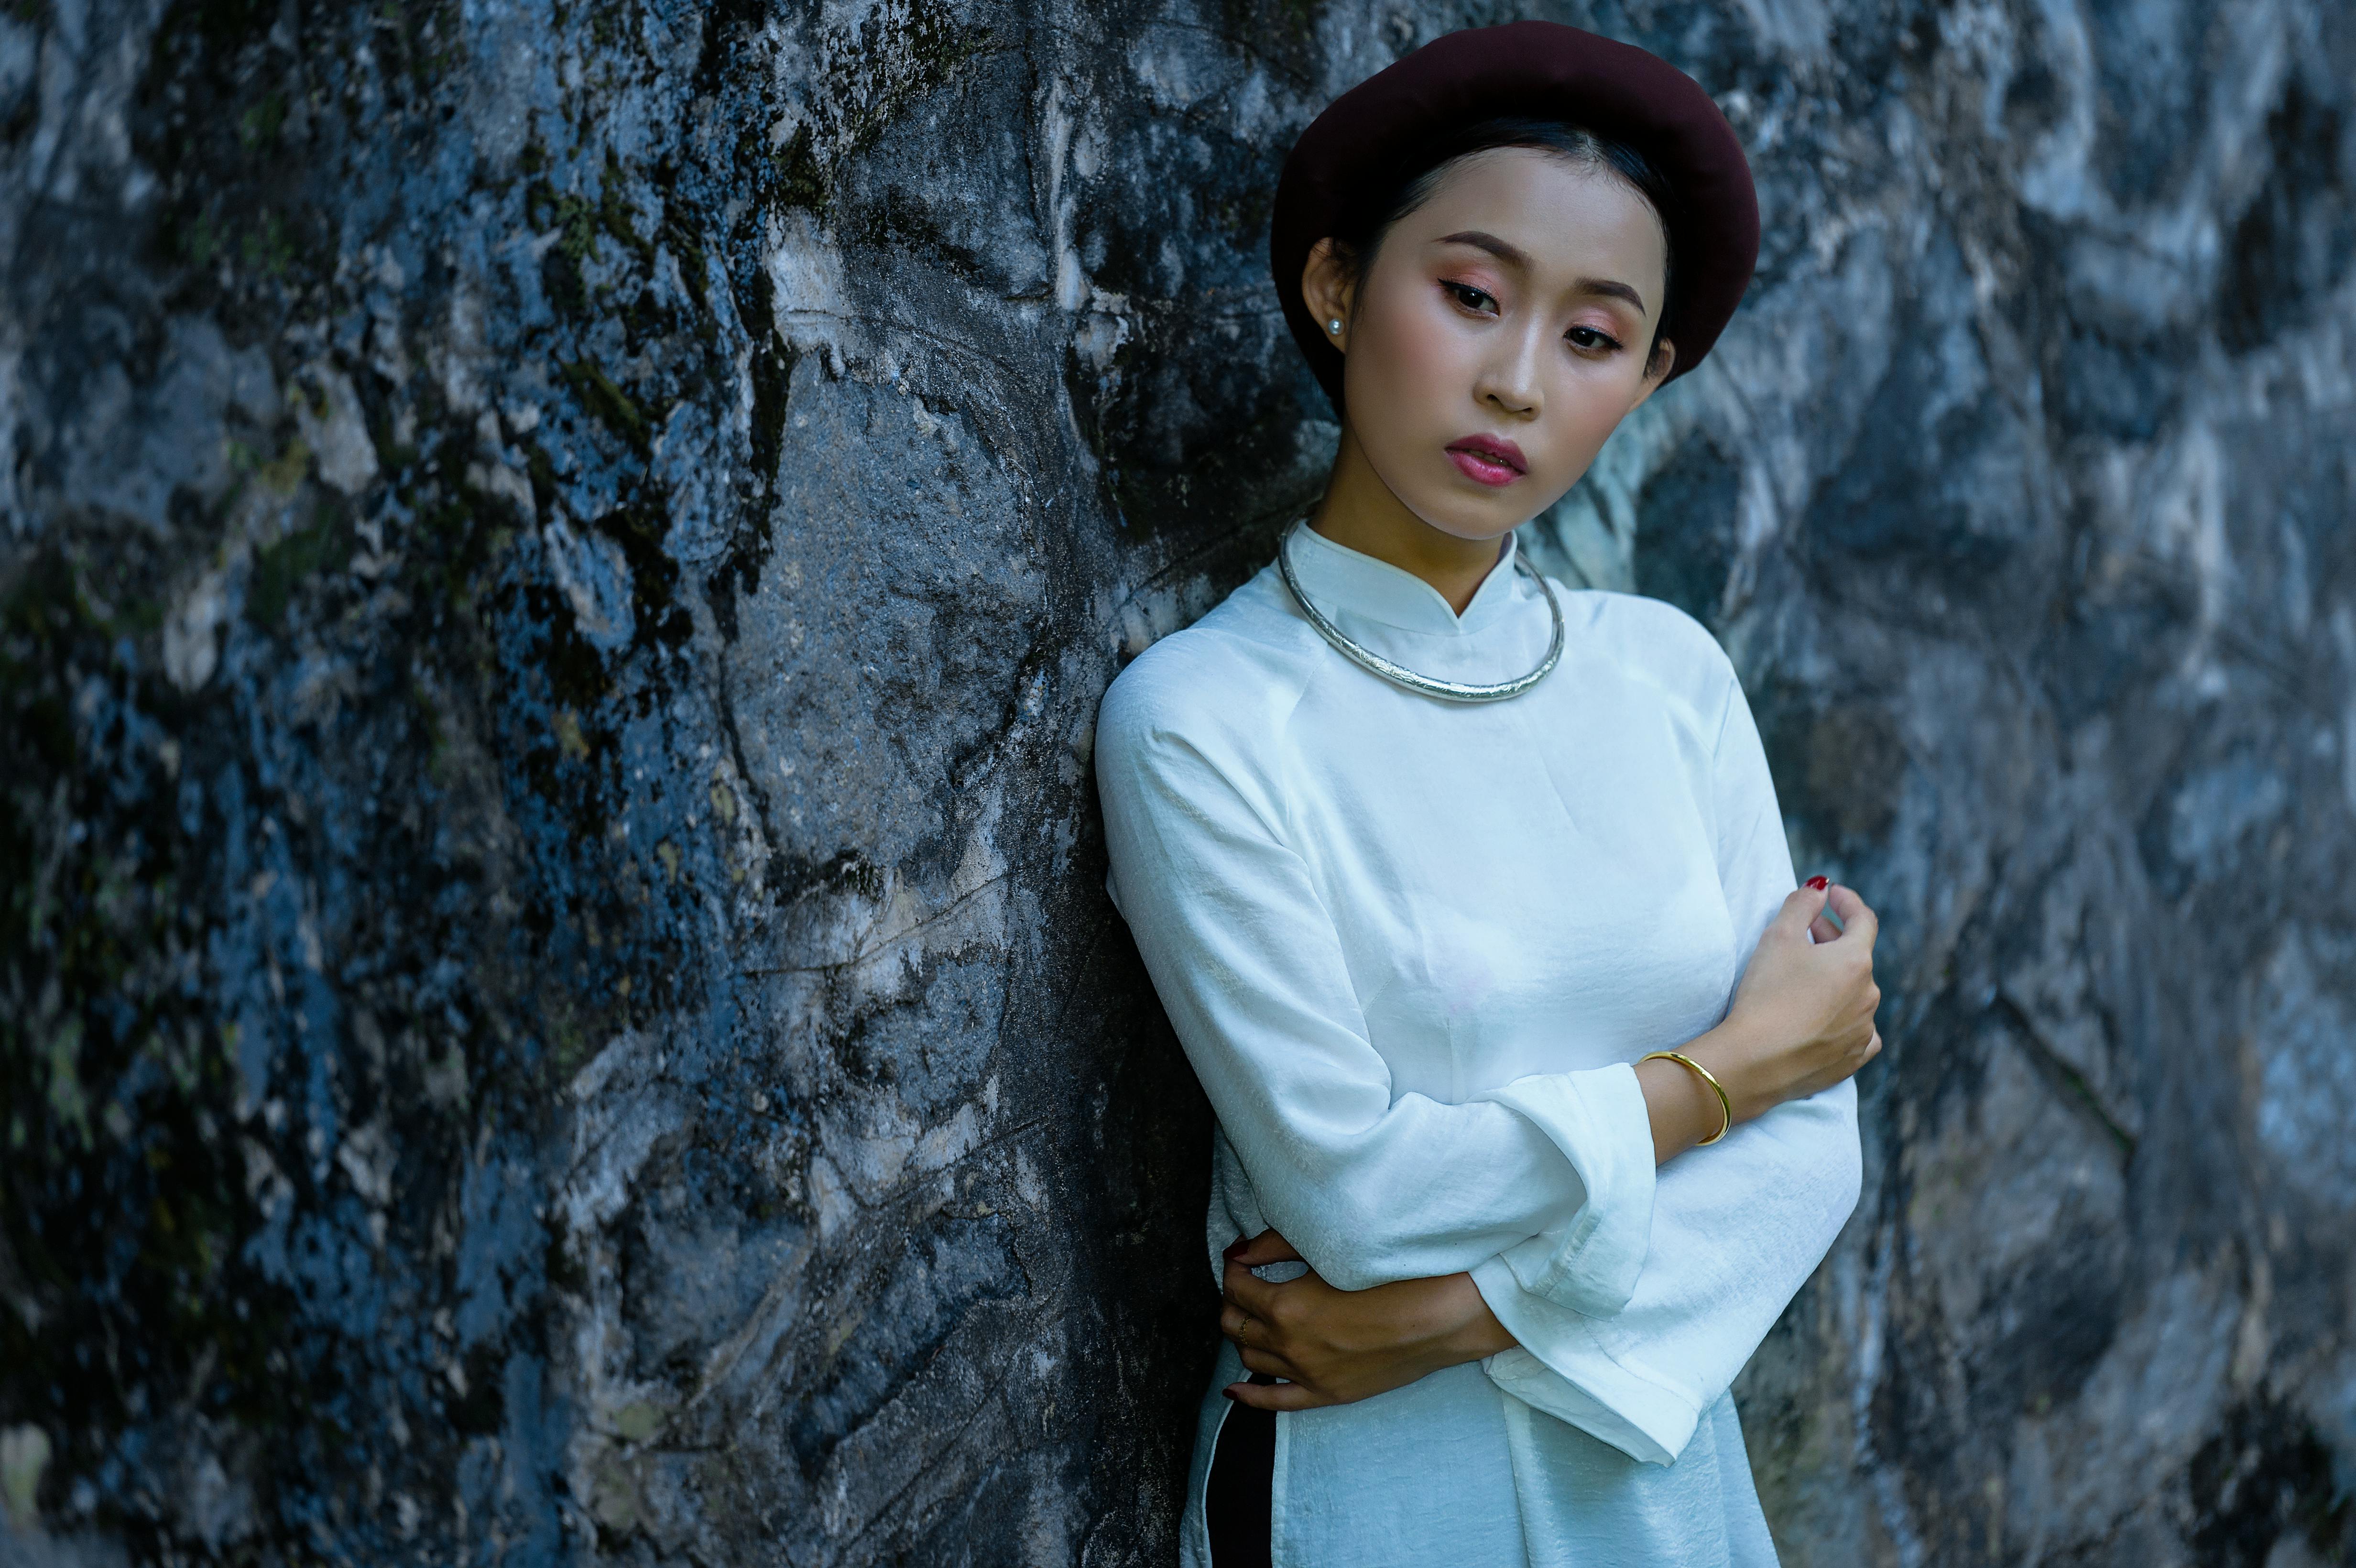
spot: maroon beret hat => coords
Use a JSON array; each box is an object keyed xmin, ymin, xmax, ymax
[{"xmin": 1271, "ymin": 21, "xmax": 1760, "ymax": 408}]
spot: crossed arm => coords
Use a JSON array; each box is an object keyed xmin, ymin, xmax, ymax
[
  {"xmin": 1217, "ymin": 879, "xmax": 1881, "ymax": 1414},
  {"xmin": 1098, "ymin": 642, "xmax": 1878, "ymax": 1443}
]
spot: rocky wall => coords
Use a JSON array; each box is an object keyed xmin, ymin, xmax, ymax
[{"xmin": 2, "ymin": 0, "xmax": 2352, "ymax": 1564}]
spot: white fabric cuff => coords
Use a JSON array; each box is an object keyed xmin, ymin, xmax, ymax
[
  {"xmin": 1471, "ymin": 1063, "xmax": 1657, "ymax": 1317},
  {"xmin": 1470, "ymin": 1256, "xmax": 1701, "ymax": 1466}
]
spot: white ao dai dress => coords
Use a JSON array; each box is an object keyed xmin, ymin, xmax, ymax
[{"xmin": 1094, "ymin": 523, "xmax": 1861, "ymax": 1567}]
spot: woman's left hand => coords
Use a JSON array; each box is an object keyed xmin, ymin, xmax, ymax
[{"xmin": 1219, "ymin": 1229, "xmax": 1519, "ymax": 1411}]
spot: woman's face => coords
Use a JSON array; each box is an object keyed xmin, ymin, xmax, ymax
[{"xmin": 1311, "ymin": 148, "xmax": 1675, "ymax": 542}]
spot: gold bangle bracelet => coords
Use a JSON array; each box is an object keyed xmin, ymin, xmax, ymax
[{"xmin": 1638, "ymin": 1051, "xmax": 1734, "ymax": 1146}]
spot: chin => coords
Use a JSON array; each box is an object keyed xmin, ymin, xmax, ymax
[
  {"xmin": 1411, "ymin": 510, "xmax": 1521, "ymax": 543},
  {"xmin": 1404, "ymin": 478, "xmax": 1562, "ymax": 541}
]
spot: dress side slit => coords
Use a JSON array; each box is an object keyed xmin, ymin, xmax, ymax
[{"xmin": 1204, "ymin": 1387, "xmax": 1276, "ymax": 1566}]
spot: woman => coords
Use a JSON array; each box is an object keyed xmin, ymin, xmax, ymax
[{"xmin": 1095, "ymin": 22, "xmax": 1879, "ymax": 1567}]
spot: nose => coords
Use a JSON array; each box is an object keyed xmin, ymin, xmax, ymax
[{"xmin": 1473, "ymin": 320, "xmax": 1545, "ymax": 420}]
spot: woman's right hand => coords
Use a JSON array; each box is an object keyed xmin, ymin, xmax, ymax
[
  {"xmin": 1706, "ymin": 879, "xmax": 1882, "ymax": 1120},
  {"xmin": 1640, "ymin": 880, "xmax": 1881, "ymax": 1158}
]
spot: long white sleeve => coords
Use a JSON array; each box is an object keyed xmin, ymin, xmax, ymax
[
  {"xmin": 1097, "ymin": 663, "xmax": 1658, "ymax": 1312},
  {"xmin": 1472, "ymin": 662, "xmax": 1864, "ymax": 1463}
]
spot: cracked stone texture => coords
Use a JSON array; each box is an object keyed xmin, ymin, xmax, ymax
[{"xmin": 2, "ymin": 0, "xmax": 2353, "ymax": 1563}]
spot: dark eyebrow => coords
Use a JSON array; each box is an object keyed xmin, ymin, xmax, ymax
[
  {"xmin": 1437, "ymin": 229, "xmax": 1531, "ymax": 268},
  {"xmin": 1434, "ymin": 230, "xmax": 1649, "ymax": 316},
  {"xmin": 1571, "ymin": 277, "xmax": 1648, "ymax": 314}
]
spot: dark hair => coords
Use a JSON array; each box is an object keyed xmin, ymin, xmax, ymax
[{"xmin": 1327, "ymin": 117, "xmax": 1683, "ymax": 377}]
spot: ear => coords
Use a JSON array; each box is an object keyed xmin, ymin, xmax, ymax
[
  {"xmin": 1300, "ymin": 238, "xmax": 1356, "ymax": 351},
  {"xmin": 1623, "ymin": 337, "xmax": 1678, "ymax": 413}
]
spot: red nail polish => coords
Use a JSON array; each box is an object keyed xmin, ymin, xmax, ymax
[{"xmin": 1806, "ymin": 876, "xmax": 1829, "ymax": 891}]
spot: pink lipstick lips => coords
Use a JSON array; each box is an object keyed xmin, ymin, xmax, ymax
[{"xmin": 1446, "ymin": 434, "xmax": 1527, "ymax": 487}]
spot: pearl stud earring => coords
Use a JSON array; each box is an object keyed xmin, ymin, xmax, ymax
[{"xmin": 1328, "ymin": 319, "xmax": 1342, "ymax": 334}]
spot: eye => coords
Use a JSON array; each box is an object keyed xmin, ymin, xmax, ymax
[
  {"xmin": 1443, "ymin": 281, "xmax": 1498, "ymax": 315},
  {"xmin": 1566, "ymin": 325, "xmax": 1625, "ymax": 354}
]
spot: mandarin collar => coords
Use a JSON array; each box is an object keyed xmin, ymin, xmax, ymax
[{"xmin": 1284, "ymin": 520, "xmax": 1532, "ymax": 639}]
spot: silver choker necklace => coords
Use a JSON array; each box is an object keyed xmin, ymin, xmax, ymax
[{"xmin": 1278, "ymin": 529, "xmax": 1565, "ymax": 704}]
